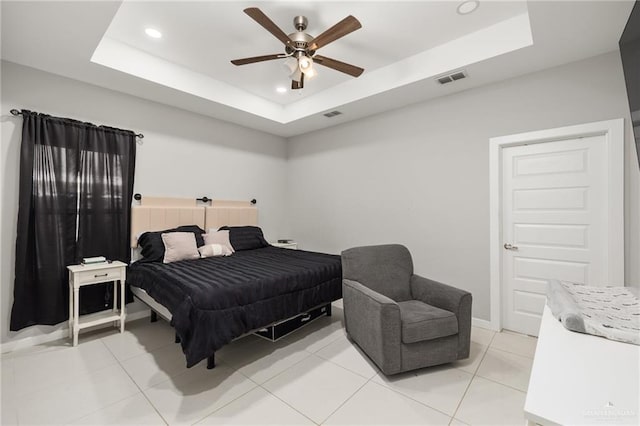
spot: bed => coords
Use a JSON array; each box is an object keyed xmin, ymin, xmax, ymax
[{"xmin": 126, "ymin": 197, "xmax": 342, "ymax": 368}]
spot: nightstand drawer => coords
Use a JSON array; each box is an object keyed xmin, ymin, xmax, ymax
[{"xmin": 75, "ymin": 267, "xmax": 123, "ymax": 285}]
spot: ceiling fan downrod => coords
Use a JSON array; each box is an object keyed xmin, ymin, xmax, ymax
[{"xmin": 293, "ymin": 15, "xmax": 308, "ymax": 31}]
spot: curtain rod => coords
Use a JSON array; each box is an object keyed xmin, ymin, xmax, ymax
[{"xmin": 9, "ymin": 109, "xmax": 144, "ymax": 139}]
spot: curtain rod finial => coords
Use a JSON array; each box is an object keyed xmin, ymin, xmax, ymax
[{"xmin": 10, "ymin": 109, "xmax": 21, "ymax": 116}]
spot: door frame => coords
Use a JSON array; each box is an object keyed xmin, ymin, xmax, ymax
[{"xmin": 488, "ymin": 119, "xmax": 625, "ymax": 331}]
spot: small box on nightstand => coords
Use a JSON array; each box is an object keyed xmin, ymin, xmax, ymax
[{"xmin": 271, "ymin": 241, "xmax": 298, "ymax": 250}]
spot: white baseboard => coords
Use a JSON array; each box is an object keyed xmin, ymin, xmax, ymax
[
  {"xmin": 124, "ymin": 310, "xmax": 152, "ymax": 322},
  {"xmin": 3, "ymin": 311, "xmax": 497, "ymax": 354},
  {"xmin": 1, "ymin": 310, "xmax": 151, "ymax": 354},
  {"xmin": 472, "ymin": 317, "xmax": 497, "ymax": 330}
]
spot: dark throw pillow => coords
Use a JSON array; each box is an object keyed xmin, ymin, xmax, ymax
[{"xmin": 219, "ymin": 226, "xmax": 270, "ymax": 251}]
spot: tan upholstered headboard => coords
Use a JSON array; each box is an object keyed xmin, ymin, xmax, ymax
[
  {"xmin": 130, "ymin": 197, "xmax": 259, "ymax": 247},
  {"xmin": 205, "ymin": 200, "xmax": 258, "ymax": 230},
  {"xmin": 130, "ymin": 197, "xmax": 205, "ymax": 248}
]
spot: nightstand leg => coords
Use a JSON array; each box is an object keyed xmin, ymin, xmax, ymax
[
  {"xmin": 112, "ymin": 280, "xmax": 117, "ymax": 314},
  {"xmin": 68, "ymin": 277, "xmax": 73, "ymax": 339},
  {"xmin": 119, "ymin": 279, "xmax": 125, "ymax": 333},
  {"xmin": 112, "ymin": 280, "xmax": 118, "ymax": 327},
  {"xmin": 73, "ymin": 287, "xmax": 79, "ymax": 346}
]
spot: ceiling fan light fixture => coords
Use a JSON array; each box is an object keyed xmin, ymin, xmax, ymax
[
  {"xmin": 282, "ymin": 57, "xmax": 298, "ymax": 74},
  {"xmin": 290, "ymin": 68, "xmax": 303, "ymax": 82},
  {"xmin": 304, "ymin": 67, "xmax": 317, "ymax": 79},
  {"xmin": 298, "ymin": 56, "xmax": 314, "ymax": 74}
]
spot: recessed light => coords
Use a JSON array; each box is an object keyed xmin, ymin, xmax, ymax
[
  {"xmin": 276, "ymin": 87, "xmax": 287, "ymax": 93},
  {"xmin": 457, "ymin": 1, "xmax": 479, "ymax": 15},
  {"xmin": 145, "ymin": 28, "xmax": 162, "ymax": 39}
]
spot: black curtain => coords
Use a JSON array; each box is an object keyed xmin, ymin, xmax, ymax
[
  {"xmin": 10, "ymin": 111, "xmax": 136, "ymax": 331},
  {"xmin": 76, "ymin": 126, "xmax": 136, "ymax": 312}
]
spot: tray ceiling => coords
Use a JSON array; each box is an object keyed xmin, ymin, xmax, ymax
[{"xmin": 1, "ymin": 1, "xmax": 634, "ymax": 137}]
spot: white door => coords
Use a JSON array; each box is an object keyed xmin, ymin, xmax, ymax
[{"xmin": 502, "ymin": 136, "xmax": 608, "ymax": 336}]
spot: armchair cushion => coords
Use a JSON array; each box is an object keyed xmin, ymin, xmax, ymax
[
  {"xmin": 397, "ymin": 300, "xmax": 458, "ymax": 343},
  {"xmin": 410, "ymin": 275, "xmax": 472, "ymax": 359}
]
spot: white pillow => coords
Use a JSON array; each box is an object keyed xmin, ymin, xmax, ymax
[
  {"xmin": 203, "ymin": 230, "xmax": 235, "ymax": 253},
  {"xmin": 161, "ymin": 232, "xmax": 200, "ymax": 263},
  {"xmin": 199, "ymin": 243, "xmax": 233, "ymax": 258}
]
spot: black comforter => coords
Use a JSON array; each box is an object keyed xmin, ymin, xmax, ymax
[{"xmin": 127, "ymin": 246, "xmax": 342, "ymax": 367}]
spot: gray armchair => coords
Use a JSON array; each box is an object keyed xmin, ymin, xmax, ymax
[{"xmin": 341, "ymin": 244, "xmax": 472, "ymax": 375}]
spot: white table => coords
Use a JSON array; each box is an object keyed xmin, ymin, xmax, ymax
[
  {"xmin": 525, "ymin": 305, "xmax": 639, "ymax": 425},
  {"xmin": 67, "ymin": 261, "xmax": 127, "ymax": 346}
]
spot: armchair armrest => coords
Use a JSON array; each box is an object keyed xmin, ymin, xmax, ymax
[
  {"xmin": 410, "ymin": 275, "xmax": 471, "ymax": 314},
  {"xmin": 343, "ymin": 279, "xmax": 402, "ymax": 374},
  {"xmin": 410, "ymin": 275, "xmax": 472, "ymax": 359}
]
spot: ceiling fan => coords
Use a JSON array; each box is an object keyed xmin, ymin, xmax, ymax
[{"xmin": 231, "ymin": 8, "xmax": 364, "ymax": 90}]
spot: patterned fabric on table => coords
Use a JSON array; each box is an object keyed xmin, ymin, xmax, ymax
[{"xmin": 547, "ymin": 280, "xmax": 639, "ymax": 345}]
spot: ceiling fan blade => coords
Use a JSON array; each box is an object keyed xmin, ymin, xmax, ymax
[
  {"xmin": 308, "ymin": 15, "xmax": 361, "ymax": 50},
  {"xmin": 231, "ymin": 54, "xmax": 284, "ymax": 66},
  {"xmin": 314, "ymin": 55, "xmax": 364, "ymax": 77},
  {"xmin": 292, "ymin": 73, "xmax": 304, "ymax": 90},
  {"xmin": 244, "ymin": 7, "xmax": 292, "ymax": 47}
]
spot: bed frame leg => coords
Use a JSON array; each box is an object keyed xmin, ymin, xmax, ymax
[
  {"xmin": 150, "ymin": 311, "xmax": 158, "ymax": 323},
  {"xmin": 207, "ymin": 354, "xmax": 215, "ymax": 369},
  {"xmin": 175, "ymin": 333, "xmax": 181, "ymax": 344},
  {"xmin": 326, "ymin": 303, "xmax": 332, "ymax": 317}
]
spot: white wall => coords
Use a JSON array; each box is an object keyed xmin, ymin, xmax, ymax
[
  {"xmin": 286, "ymin": 51, "xmax": 640, "ymax": 321},
  {"xmin": 0, "ymin": 61, "xmax": 288, "ymax": 346}
]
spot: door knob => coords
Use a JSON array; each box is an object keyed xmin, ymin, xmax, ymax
[{"xmin": 504, "ymin": 243, "xmax": 519, "ymax": 250}]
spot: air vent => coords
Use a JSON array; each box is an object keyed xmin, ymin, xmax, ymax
[
  {"xmin": 436, "ymin": 70, "xmax": 468, "ymax": 85},
  {"xmin": 323, "ymin": 110, "xmax": 343, "ymax": 118}
]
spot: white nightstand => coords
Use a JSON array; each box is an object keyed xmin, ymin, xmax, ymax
[
  {"xmin": 271, "ymin": 241, "xmax": 298, "ymax": 250},
  {"xmin": 67, "ymin": 261, "xmax": 127, "ymax": 346}
]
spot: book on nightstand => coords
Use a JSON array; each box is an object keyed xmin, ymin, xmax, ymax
[{"xmin": 82, "ymin": 256, "xmax": 107, "ymax": 265}]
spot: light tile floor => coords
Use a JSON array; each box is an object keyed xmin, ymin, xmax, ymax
[{"xmin": 0, "ymin": 302, "xmax": 537, "ymax": 425}]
